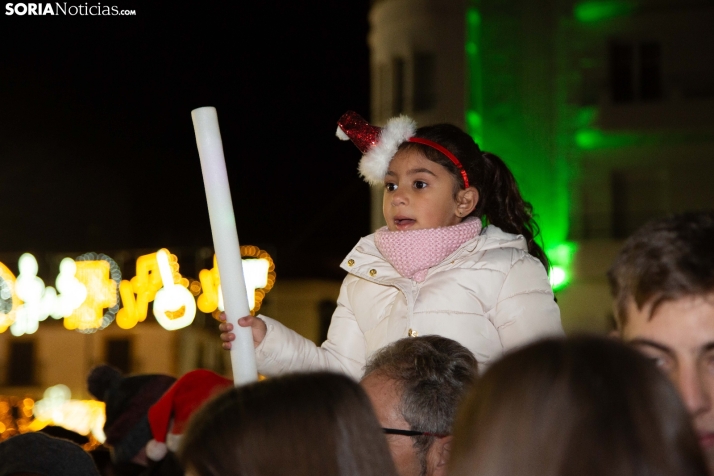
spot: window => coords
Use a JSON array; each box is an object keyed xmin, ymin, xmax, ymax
[
  {"xmin": 612, "ymin": 168, "xmax": 669, "ymax": 239},
  {"xmin": 608, "ymin": 41, "xmax": 662, "ymax": 103},
  {"xmin": 609, "ymin": 43, "xmax": 635, "ymax": 103},
  {"xmin": 639, "ymin": 42, "xmax": 662, "ymax": 101},
  {"xmin": 8, "ymin": 341, "xmax": 36, "ymax": 386},
  {"xmin": 413, "ymin": 52, "xmax": 436, "ymax": 112},
  {"xmin": 105, "ymin": 338, "xmax": 132, "ymax": 374},
  {"xmin": 392, "ymin": 57, "xmax": 405, "ymax": 115}
]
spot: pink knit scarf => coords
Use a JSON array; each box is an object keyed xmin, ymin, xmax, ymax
[{"xmin": 374, "ymin": 218, "xmax": 482, "ymax": 282}]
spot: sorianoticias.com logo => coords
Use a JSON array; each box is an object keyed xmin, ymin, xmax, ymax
[{"xmin": 5, "ymin": 3, "xmax": 136, "ymax": 15}]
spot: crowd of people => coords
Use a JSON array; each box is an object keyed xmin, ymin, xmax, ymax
[{"xmin": 1, "ymin": 113, "xmax": 713, "ymax": 475}]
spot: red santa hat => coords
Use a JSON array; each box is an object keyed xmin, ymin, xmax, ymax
[
  {"xmin": 145, "ymin": 369, "xmax": 233, "ymax": 461},
  {"xmin": 336, "ymin": 111, "xmax": 470, "ymax": 188}
]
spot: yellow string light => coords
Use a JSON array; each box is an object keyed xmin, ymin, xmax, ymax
[
  {"xmin": 199, "ymin": 246, "xmax": 276, "ymax": 320},
  {"xmin": 0, "ymin": 263, "xmax": 20, "ymax": 333},
  {"xmin": 63, "ymin": 261, "xmax": 117, "ymax": 331},
  {"xmin": 116, "ymin": 249, "xmax": 189, "ymax": 329}
]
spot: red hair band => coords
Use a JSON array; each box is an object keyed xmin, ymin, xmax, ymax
[{"xmin": 408, "ymin": 137, "xmax": 470, "ymax": 188}]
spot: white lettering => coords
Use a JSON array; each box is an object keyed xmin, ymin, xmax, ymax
[{"xmin": 5, "ymin": 2, "xmax": 132, "ymax": 17}]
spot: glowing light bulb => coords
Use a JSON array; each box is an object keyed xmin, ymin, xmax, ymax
[
  {"xmin": 52, "ymin": 258, "xmax": 87, "ymax": 318},
  {"xmin": 550, "ymin": 266, "xmax": 567, "ymax": 290},
  {"xmin": 63, "ymin": 260, "xmax": 117, "ymax": 331},
  {"xmin": 33, "ymin": 384, "xmax": 106, "ymax": 443},
  {"xmin": 198, "ymin": 247, "xmax": 276, "ymax": 317},
  {"xmin": 0, "ymin": 262, "xmax": 20, "ymax": 333},
  {"xmin": 11, "ymin": 253, "xmax": 59, "ymax": 336},
  {"xmin": 153, "ymin": 249, "xmax": 196, "ymax": 330},
  {"xmin": 117, "ymin": 249, "xmax": 190, "ymax": 330},
  {"xmin": 116, "ymin": 252, "xmax": 163, "ymax": 329},
  {"xmin": 70, "ymin": 253, "xmax": 122, "ymax": 333},
  {"xmin": 197, "ymin": 255, "xmax": 221, "ymax": 314},
  {"xmin": 242, "ymin": 259, "xmax": 269, "ymax": 310}
]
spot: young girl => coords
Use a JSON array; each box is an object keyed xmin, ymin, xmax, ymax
[{"xmin": 220, "ymin": 111, "xmax": 562, "ymax": 379}]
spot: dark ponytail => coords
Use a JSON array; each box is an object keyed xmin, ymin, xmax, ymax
[
  {"xmin": 399, "ymin": 124, "xmax": 549, "ymax": 272},
  {"xmin": 476, "ymin": 153, "xmax": 549, "ymax": 271}
]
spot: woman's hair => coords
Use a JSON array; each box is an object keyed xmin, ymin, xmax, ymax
[
  {"xmin": 399, "ymin": 124, "xmax": 548, "ymax": 270},
  {"xmin": 449, "ymin": 335, "xmax": 708, "ymax": 476},
  {"xmin": 178, "ymin": 372, "xmax": 397, "ymax": 476}
]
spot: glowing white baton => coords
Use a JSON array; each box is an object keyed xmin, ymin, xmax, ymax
[{"xmin": 191, "ymin": 106, "xmax": 258, "ymax": 385}]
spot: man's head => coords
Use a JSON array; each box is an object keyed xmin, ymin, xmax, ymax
[
  {"xmin": 87, "ymin": 364, "xmax": 176, "ymax": 466},
  {"xmin": 360, "ymin": 335, "xmax": 478, "ymax": 476},
  {"xmin": 609, "ymin": 211, "xmax": 714, "ymax": 470}
]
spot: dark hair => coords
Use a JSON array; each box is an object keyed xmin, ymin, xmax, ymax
[
  {"xmin": 607, "ymin": 211, "xmax": 714, "ymax": 326},
  {"xmin": 398, "ymin": 124, "xmax": 549, "ymax": 271},
  {"xmin": 449, "ymin": 335, "xmax": 708, "ymax": 476},
  {"xmin": 178, "ymin": 372, "xmax": 397, "ymax": 476},
  {"xmin": 0, "ymin": 432, "xmax": 101, "ymax": 476},
  {"xmin": 363, "ymin": 335, "xmax": 478, "ymax": 468}
]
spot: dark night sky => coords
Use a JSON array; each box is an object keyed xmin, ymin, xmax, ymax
[{"xmin": 0, "ymin": 0, "xmax": 372, "ymax": 279}]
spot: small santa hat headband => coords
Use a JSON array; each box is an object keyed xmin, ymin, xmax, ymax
[{"xmin": 336, "ymin": 111, "xmax": 470, "ymax": 188}]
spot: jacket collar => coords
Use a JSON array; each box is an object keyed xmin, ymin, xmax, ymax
[{"xmin": 340, "ymin": 225, "xmax": 528, "ymax": 284}]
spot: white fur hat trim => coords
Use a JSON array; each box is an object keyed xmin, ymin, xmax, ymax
[{"xmin": 358, "ymin": 115, "xmax": 417, "ymax": 185}]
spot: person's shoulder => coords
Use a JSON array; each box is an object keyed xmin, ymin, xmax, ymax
[
  {"xmin": 451, "ymin": 225, "xmax": 547, "ymax": 276},
  {"xmin": 339, "ymin": 232, "xmax": 383, "ymax": 271},
  {"xmin": 479, "ymin": 225, "xmax": 528, "ymax": 252}
]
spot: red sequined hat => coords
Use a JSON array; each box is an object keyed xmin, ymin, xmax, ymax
[{"xmin": 336, "ymin": 111, "xmax": 469, "ymax": 188}]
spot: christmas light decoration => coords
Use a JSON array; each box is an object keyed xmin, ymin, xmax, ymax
[
  {"xmin": 63, "ymin": 259, "xmax": 118, "ymax": 332},
  {"xmin": 0, "ymin": 262, "xmax": 20, "ymax": 333},
  {"xmin": 198, "ymin": 246, "xmax": 275, "ymax": 318},
  {"xmin": 152, "ymin": 249, "xmax": 196, "ymax": 331}
]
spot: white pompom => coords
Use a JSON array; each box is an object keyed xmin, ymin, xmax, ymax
[
  {"xmin": 335, "ymin": 126, "xmax": 350, "ymax": 141},
  {"xmin": 166, "ymin": 433, "xmax": 183, "ymax": 452},
  {"xmin": 146, "ymin": 439, "xmax": 168, "ymax": 461}
]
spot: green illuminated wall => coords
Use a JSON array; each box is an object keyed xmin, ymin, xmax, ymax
[
  {"xmin": 466, "ymin": 2, "xmax": 573, "ymax": 285},
  {"xmin": 465, "ymin": 8, "xmax": 483, "ymax": 146},
  {"xmin": 574, "ymin": 0, "xmax": 635, "ymax": 23}
]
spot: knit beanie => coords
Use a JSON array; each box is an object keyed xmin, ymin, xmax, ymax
[
  {"xmin": 87, "ymin": 364, "xmax": 176, "ymax": 464},
  {"xmin": 0, "ymin": 432, "xmax": 100, "ymax": 476}
]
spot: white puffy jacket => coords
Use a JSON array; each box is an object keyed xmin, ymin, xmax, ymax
[{"xmin": 255, "ymin": 225, "xmax": 563, "ymax": 380}]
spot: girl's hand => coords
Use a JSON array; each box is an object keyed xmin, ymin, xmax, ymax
[{"xmin": 218, "ymin": 312, "xmax": 267, "ymax": 350}]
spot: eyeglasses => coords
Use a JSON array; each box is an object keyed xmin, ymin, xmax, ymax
[{"xmin": 382, "ymin": 428, "xmax": 449, "ymax": 438}]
